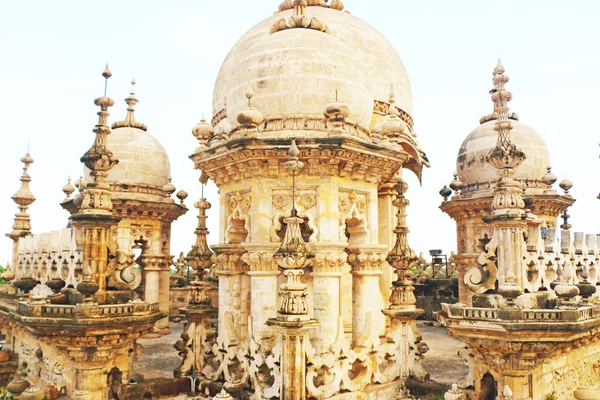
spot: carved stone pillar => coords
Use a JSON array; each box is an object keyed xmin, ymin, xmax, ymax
[
  {"xmin": 347, "ymin": 245, "xmax": 387, "ymax": 346},
  {"xmin": 310, "ymin": 244, "xmax": 347, "ymax": 354},
  {"xmin": 212, "ymin": 244, "xmax": 247, "ymax": 345},
  {"xmin": 242, "ymin": 242, "xmax": 279, "ymax": 346},
  {"xmin": 157, "ymin": 265, "xmax": 172, "ymax": 332},
  {"xmin": 377, "ymin": 181, "xmax": 397, "ymax": 308}
]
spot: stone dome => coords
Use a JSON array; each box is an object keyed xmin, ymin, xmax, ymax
[
  {"xmin": 85, "ymin": 126, "xmax": 171, "ymax": 190},
  {"xmin": 456, "ymin": 117, "xmax": 551, "ymax": 196},
  {"xmin": 212, "ymin": 5, "xmax": 412, "ymax": 134}
]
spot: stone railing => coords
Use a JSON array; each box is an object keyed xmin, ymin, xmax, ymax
[
  {"xmin": 14, "ymin": 228, "xmax": 83, "ymax": 287},
  {"xmin": 194, "ymin": 314, "xmax": 422, "ymax": 399},
  {"xmin": 466, "ymin": 228, "xmax": 599, "ymax": 295},
  {"xmin": 523, "ymin": 229, "xmax": 599, "ymax": 291},
  {"xmin": 409, "ymin": 253, "xmax": 458, "ymax": 284},
  {"xmin": 445, "ymin": 304, "xmax": 596, "ymax": 323},
  {"xmin": 15, "ymin": 300, "xmax": 159, "ymax": 319}
]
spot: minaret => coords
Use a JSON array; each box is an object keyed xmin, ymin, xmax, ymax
[
  {"xmin": 69, "ymin": 64, "xmax": 120, "ymax": 300},
  {"xmin": 6, "ymin": 152, "xmax": 36, "ymax": 271}
]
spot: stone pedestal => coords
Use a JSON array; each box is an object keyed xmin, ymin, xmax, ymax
[
  {"xmin": 267, "ymin": 320, "xmax": 318, "ymax": 400},
  {"xmin": 382, "ymin": 308, "xmax": 424, "ymax": 379}
]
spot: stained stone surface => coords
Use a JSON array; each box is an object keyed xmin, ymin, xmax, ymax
[
  {"xmin": 135, "ymin": 322, "xmax": 185, "ymax": 380},
  {"xmin": 418, "ymin": 322, "xmax": 468, "ymax": 385}
]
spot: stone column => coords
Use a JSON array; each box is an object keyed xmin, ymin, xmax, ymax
[
  {"xmin": 144, "ymin": 266, "xmax": 160, "ymax": 305},
  {"xmin": 310, "ymin": 243, "xmax": 347, "ymax": 354},
  {"xmin": 347, "ymin": 245, "xmax": 387, "ymax": 346},
  {"xmin": 157, "ymin": 265, "xmax": 172, "ymax": 333},
  {"xmin": 242, "ymin": 242, "xmax": 279, "ymax": 346},
  {"xmin": 212, "ymin": 244, "xmax": 247, "ymax": 345},
  {"xmin": 377, "ymin": 181, "xmax": 398, "ymax": 306}
]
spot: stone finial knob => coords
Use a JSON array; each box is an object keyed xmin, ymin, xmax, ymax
[
  {"xmin": 542, "ymin": 167, "xmax": 557, "ymax": 186},
  {"xmin": 439, "ymin": 185, "xmax": 452, "ymax": 201},
  {"xmin": 559, "ymin": 179, "xmax": 573, "ymax": 194},
  {"xmin": 176, "ymin": 190, "xmax": 188, "ymax": 204},
  {"xmin": 62, "ymin": 176, "xmax": 75, "ymax": 199},
  {"xmin": 162, "ymin": 178, "xmax": 176, "ymax": 196},
  {"xmin": 573, "ymin": 388, "xmax": 600, "ymax": 400},
  {"xmin": 192, "ymin": 118, "xmax": 215, "ymax": 143},
  {"xmin": 449, "ymin": 172, "xmax": 464, "ymax": 193}
]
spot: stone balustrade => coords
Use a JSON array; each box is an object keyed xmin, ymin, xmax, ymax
[
  {"xmin": 15, "ymin": 300, "xmax": 159, "ymax": 319},
  {"xmin": 13, "ymin": 228, "xmax": 83, "ymax": 287}
]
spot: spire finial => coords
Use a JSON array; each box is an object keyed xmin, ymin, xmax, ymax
[
  {"xmin": 102, "ymin": 63, "xmax": 112, "ymax": 96},
  {"xmin": 78, "ymin": 66, "xmax": 118, "ymax": 215},
  {"xmin": 237, "ymin": 82, "xmax": 264, "ymax": 130},
  {"xmin": 111, "ymin": 78, "xmax": 147, "ymax": 131},
  {"xmin": 488, "ymin": 60, "xmax": 525, "ymax": 172},
  {"xmin": 7, "ymin": 152, "xmax": 36, "ymax": 244}
]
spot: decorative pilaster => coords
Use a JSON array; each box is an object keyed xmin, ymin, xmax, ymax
[
  {"xmin": 347, "ymin": 245, "xmax": 387, "ymax": 346},
  {"xmin": 241, "ymin": 242, "xmax": 280, "ymax": 345},
  {"xmin": 212, "ymin": 244, "xmax": 248, "ymax": 346},
  {"xmin": 69, "ymin": 66, "xmax": 120, "ymax": 300},
  {"xmin": 310, "ymin": 244, "xmax": 347, "ymax": 353},
  {"xmin": 267, "ymin": 140, "xmax": 318, "ymax": 400}
]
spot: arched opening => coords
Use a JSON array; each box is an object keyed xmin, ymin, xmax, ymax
[
  {"xmin": 479, "ymin": 372, "xmax": 497, "ymax": 400},
  {"xmin": 107, "ymin": 367, "xmax": 123, "ymax": 399},
  {"xmin": 226, "ymin": 216, "xmax": 249, "ymax": 243}
]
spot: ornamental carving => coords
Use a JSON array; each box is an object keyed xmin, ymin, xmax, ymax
[
  {"xmin": 271, "ymin": 0, "xmax": 330, "ymax": 35},
  {"xmin": 226, "ymin": 191, "xmax": 251, "ymax": 244}
]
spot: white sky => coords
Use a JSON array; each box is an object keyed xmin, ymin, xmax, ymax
[{"xmin": 0, "ymin": 0, "xmax": 599, "ymax": 265}]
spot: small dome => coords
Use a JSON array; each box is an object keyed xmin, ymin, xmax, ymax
[
  {"xmin": 456, "ymin": 118, "xmax": 550, "ymax": 197},
  {"xmin": 212, "ymin": 6, "xmax": 412, "ymax": 134},
  {"xmin": 85, "ymin": 126, "xmax": 170, "ymax": 189}
]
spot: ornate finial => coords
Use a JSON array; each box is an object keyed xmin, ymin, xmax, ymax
[
  {"xmin": 62, "ymin": 176, "xmax": 75, "ymax": 200},
  {"xmin": 488, "ymin": 60, "xmax": 525, "ymax": 171},
  {"xmin": 112, "ymin": 78, "xmax": 148, "ymax": 131},
  {"xmin": 102, "ymin": 63, "xmax": 112, "ymax": 96},
  {"xmin": 484, "ymin": 61, "xmax": 526, "ymax": 216},
  {"xmin": 6, "ymin": 152, "xmax": 36, "ymax": 242},
  {"xmin": 449, "ymin": 172, "xmax": 464, "ymax": 193},
  {"xmin": 439, "ymin": 185, "xmax": 452, "ymax": 201},
  {"xmin": 381, "ymin": 85, "xmax": 410, "ymax": 140},
  {"xmin": 237, "ymin": 82, "xmax": 264, "ymax": 130},
  {"xmin": 542, "ymin": 166, "xmax": 557, "ymax": 187},
  {"xmin": 271, "ymin": 0, "xmax": 330, "ymax": 34},
  {"xmin": 324, "ymin": 90, "xmax": 350, "ymax": 134},
  {"xmin": 192, "ymin": 118, "xmax": 215, "ymax": 147},
  {"xmin": 387, "ymin": 179, "xmax": 418, "ymax": 310},
  {"xmin": 559, "ymin": 179, "xmax": 573, "ymax": 195},
  {"xmin": 78, "ymin": 67, "xmax": 118, "ymax": 215},
  {"xmin": 162, "ymin": 177, "xmax": 176, "ymax": 196},
  {"xmin": 185, "ymin": 192, "xmax": 215, "ymax": 306},
  {"xmin": 176, "ymin": 190, "xmax": 188, "ymax": 205},
  {"xmin": 560, "ymin": 210, "xmax": 571, "ymax": 230}
]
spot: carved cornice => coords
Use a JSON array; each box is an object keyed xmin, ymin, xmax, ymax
[
  {"xmin": 111, "ymin": 199, "xmax": 187, "ymax": 222},
  {"xmin": 191, "ymin": 137, "xmax": 409, "ymax": 186},
  {"xmin": 441, "ymin": 193, "xmax": 575, "ymax": 221}
]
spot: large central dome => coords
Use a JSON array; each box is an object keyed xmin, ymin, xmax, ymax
[{"xmin": 212, "ymin": 3, "xmax": 412, "ymax": 134}]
